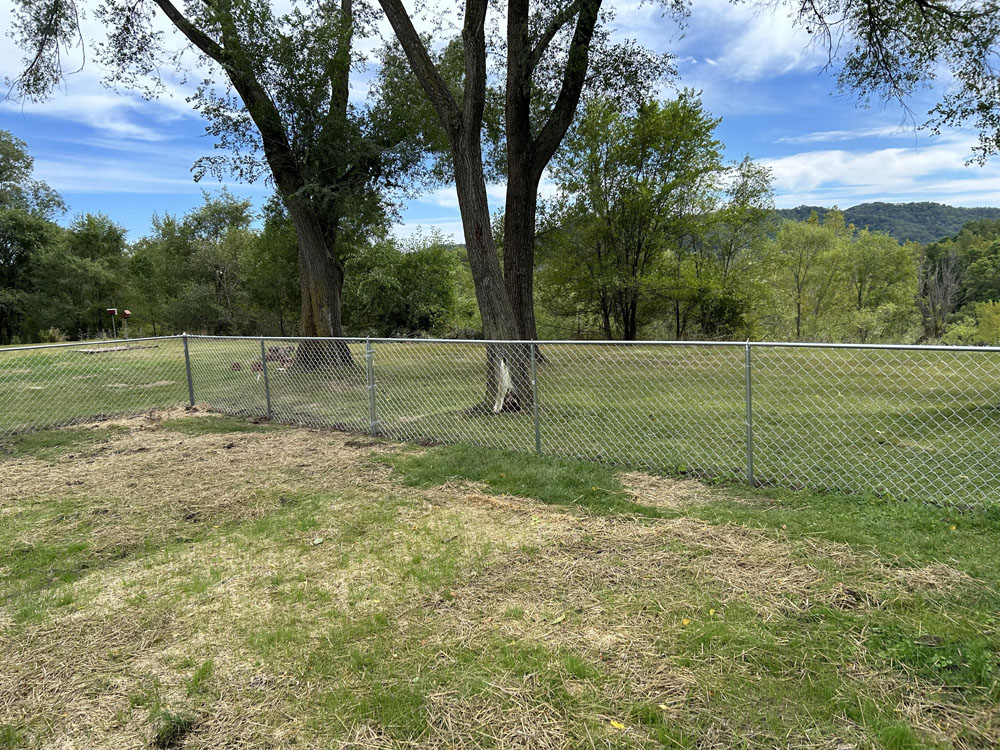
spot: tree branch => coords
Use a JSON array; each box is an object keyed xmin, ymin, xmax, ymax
[
  {"xmin": 527, "ymin": 0, "xmax": 581, "ymax": 74},
  {"xmin": 460, "ymin": 0, "xmax": 489, "ymax": 148},
  {"xmin": 531, "ymin": 0, "xmax": 601, "ymax": 179},
  {"xmin": 376, "ymin": 0, "xmax": 460, "ymax": 137},
  {"xmin": 150, "ymin": 0, "xmax": 227, "ymax": 63}
]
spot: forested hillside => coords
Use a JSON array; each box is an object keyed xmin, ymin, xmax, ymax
[{"xmin": 775, "ymin": 202, "xmax": 1000, "ymax": 244}]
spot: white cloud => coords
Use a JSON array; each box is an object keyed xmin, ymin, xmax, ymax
[
  {"xmin": 676, "ymin": 0, "xmax": 824, "ymax": 82},
  {"xmin": 764, "ymin": 136, "xmax": 1000, "ymax": 206},
  {"xmin": 0, "ymin": 94, "xmax": 190, "ymax": 142},
  {"xmin": 776, "ymin": 125, "xmax": 916, "ymax": 144},
  {"xmin": 417, "ymin": 183, "xmax": 508, "ymax": 210},
  {"xmin": 391, "ymin": 218, "xmax": 466, "ymax": 243},
  {"xmin": 31, "ymin": 152, "xmax": 269, "ymax": 195}
]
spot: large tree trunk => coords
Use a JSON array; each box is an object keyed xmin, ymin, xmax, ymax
[
  {"xmin": 503, "ymin": 167, "xmax": 540, "ymax": 341},
  {"xmin": 453, "ymin": 151, "xmax": 517, "ymax": 342},
  {"xmin": 379, "ymin": 0, "xmax": 556, "ymax": 410},
  {"xmin": 503, "ymin": 0, "xmax": 602, "ymax": 343},
  {"xmin": 452, "ymin": 147, "xmax": 531, "ymax": 411},
  {"xmin": 150, "ymin": 0, "xmax": 352, "ymax": 366},
  {"xmin": 288, "ymin": 199, "xmax": 352, "ymax": 367}
]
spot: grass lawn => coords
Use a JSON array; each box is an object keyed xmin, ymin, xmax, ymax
[
  {"xmin": 1, "ymin": 410, "xmax": 997, "ymax": 748},
  {"xmin": 3, "ymin": 336, "xmax": 1000, "ymax": 506}
]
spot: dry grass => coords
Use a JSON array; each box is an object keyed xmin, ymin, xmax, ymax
[
  {"xmin": 617, "ymin": 471, "xmax": 710, "ymax": 509},
  {"xmin": 0, "ymin": 411, "xmax": 996, "ymax": 749}
]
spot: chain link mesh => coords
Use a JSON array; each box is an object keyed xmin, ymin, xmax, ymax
[
  {"xmin": 185, "ymin": 336, "xmax": 270, "ymax": 421},
  {"xmin": 374, "ymin": 340, "xmax": 535, "ymax": 451},
  {"xmin": 752, "ymin": 345, "xmax": 1000, "ymax": 507},
  {"xmin": 3, "ymin": 334, "xmax": 1000, "ymax": 507},
  {"xmin": 0, "ymin": 337, "xmax": 188, "ymax": 436},
  {"xmin": 260, "ymin": 338, "xmax": 369, "ymax": 433},
  {"xmin": 539, "ymin": 343, "xmax": 747, "ymax": 480}
]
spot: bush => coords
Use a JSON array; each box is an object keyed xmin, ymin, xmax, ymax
[
  {"xmin": 941, "ymin": 318, "xmax": 980, "ymax": 346},
  {"xmin": 975, "ymin": 300, "xmax": 1000, "ymax": 345},
  {"xmin": 36, "ymin": 327, "xmax": 67, "ymax": 343}
]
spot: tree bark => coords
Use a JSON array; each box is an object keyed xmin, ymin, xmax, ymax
[
  {"xmin": 379, "ymin": 0, "xmax": 528, "ymax": 408},
  {"xmin": 503, "ymin": 168, "xmax": 540, "ymax": 340},
  {"xmin": 290, "ymin": 200, "xmax": 351, "ymax": 366},
  {"xmin": 503, "ymin": 0, "xmax": 603, "ymax": 341},
  {"xmin": 151, "ymin": 0, "xmax": 350, "ymax": 364}
]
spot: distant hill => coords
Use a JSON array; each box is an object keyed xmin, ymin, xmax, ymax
[{"xmin": 774, "ymin": 202, "xmax": 1000, "ymax": 244}]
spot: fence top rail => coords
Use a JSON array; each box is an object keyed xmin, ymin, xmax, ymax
[
  {"xmin": 181, "ymin": 333, "xmax": 1000, "ymax": 354},
  {"xmin": 0, "ymin": 335, "xmax": 182, "ymax": 353}
]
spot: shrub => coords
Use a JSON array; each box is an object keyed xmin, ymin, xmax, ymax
[{"xmin": 36, "ymin": 327, "xmax": 67, "ymax": 343}]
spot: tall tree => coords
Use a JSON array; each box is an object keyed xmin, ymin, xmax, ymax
[
  {"xmin": 32, "ymin": 213, "xmax": 129, "ymax": 338},
  {"xmin": 241, "ymin": 199, "xmax": 301, "ymax": 335},
  {"xmin": 917, "ymin": 251, "xmax": 961, "ymax": 339},
  {"xmin": 9, "ymin": 0, "xmax": 418, "ymax": 364},
  {"xmin": 770, "ymin": 212, "xmax": 852, "ymax": 341},
  {"xmin": 0, "ymin": 131, "xmax": 65, "ymax": 345},
  {"xmin": 376, "ymin": 0, "xmax": 671, "ymax": 406},
  {"xmin": 376, "ymin": 0, "xmax": 519, "ymax": 346},
  {"xmin": 540, "ymin": 93, "xmax": 726, "ymax": 340}
]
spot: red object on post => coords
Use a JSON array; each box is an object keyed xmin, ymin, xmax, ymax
[
  {"xmin": 106, "ymin": 308, "xmax": 118, "ymax": 316},
  {"xmin": 122, "ymin": 310, "xmax": 131, "ymax": 318}
]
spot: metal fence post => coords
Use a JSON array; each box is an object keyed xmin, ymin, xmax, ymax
[
  {"xmin": 531, "ymin": 342, "xmax": 541, "ymax": 454},
  {"xmin": 365, "ymin": 338, "xmax": 380, "ymax": 436},
  {"xmin": 744, "ymin": 341, "xmax": 754, "ymax": 486},
  {"xmin": 182, "ymin": 333, "xmax": 195, "ymax": 407},
  {"xmin": 260, "ymin": 339, "xmax": 273, "ymax": 420}
]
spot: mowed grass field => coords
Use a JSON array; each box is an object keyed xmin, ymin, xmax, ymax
[
  {"xmin": 3, "ymin": 336, "xmax": 1000, "ymax": 505},
  {"xmin": 0, "ymin": 411, "xmax": 997, "ymax": 748}
]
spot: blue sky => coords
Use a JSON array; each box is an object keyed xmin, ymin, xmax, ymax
[{"xmin": 2, "ymin": 0, "xmax": 998, "ymax": 241}]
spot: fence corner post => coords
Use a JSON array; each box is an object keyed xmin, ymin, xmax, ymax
[
  {"xmin": 260, "ymin": 339, "xmax": 273, "ymax": 420},
  {"xmin": 182, "ymin": 333, "xmax": 195, "ymax": 407},
  {"xmin": 365, "ymin": 338, "xmax": 380, "ymax": 436},
  {"xmin": 744, "ymin": 340, "xmax": 754, "ymax": 486},
  {"xmin": 531, "ymin": 342, "xmax": 541, "ymax": 454}
]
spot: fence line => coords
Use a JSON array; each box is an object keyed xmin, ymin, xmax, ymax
[{"xmin": 2, "ymin": 333, "xmax": 999, "ymax": 508}]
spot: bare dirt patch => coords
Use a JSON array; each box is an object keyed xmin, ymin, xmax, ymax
[{"xmin": 105, "ymin": 380, "xmax": 177, "ymax": 389}]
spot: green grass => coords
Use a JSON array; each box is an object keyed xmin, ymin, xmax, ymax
[
  {"xmin": 383, "ymin": 442, "xmax": 662, "ymax": 516},
  {"xmin": 0, "ymin": 424, "xmax": 133, "ymax": 460},
  {"xmin": 383, "ymin": 443, "xmax": 1000, "ymax": 746},
  {"xmin": 3, "ymin": 337, "xmax": 1000, "ymax": 507},
  {"xmin": 158, "ymin": 414, "xmax": 277, "ymax": 435},
  {"xmin": 2, "ymin": 416, "xmax": 998, "ymax": 747}
]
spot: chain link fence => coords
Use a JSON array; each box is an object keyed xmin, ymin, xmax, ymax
[
  {"xmin": 0, "ymin": 336, "xmax": 189, "ymax": 434},
  {"xmin": 3, "ymin": 334, "xmax": 999, "ymax": 507}
]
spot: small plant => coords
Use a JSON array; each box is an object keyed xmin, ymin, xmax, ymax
[
  {"xmin": 186, "ymin": 660, "xmax": 214, "ymax": 697},
  {"xmin": 150, "ymin": 708, "xmax": 197, "ymax": 749},
  {"xmin": 36, "ymin": 327, "xmax": 68, "ymax": 343},
  {"xmin": 0, "ymin": 724, "xmax": 24, "ymax": 750}
]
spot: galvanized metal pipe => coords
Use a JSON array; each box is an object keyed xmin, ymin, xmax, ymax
[
  {"xmin": 260, "ymin": 339, "xmax": 273, "ymax": 420},
  {"xmin": 531, "ymin": 342, "xmax": 541, "ymax": 454},
  {"xmin": 744, "ymin": 342, "xmax": 754, "ymax": 486},
  {"xmin": 366, "ymin": 339, "xmax": 380, "ymax": 436},
  {"xmin": 183, "ymin": 333, "xmax": 195, "ymax": 407}
]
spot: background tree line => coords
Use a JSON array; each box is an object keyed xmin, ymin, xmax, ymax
[
  {"xmin": 7, "ymin": 107, "xmax": 1000, "ymax": 348},
  {"xmin": 0, "ymin": 131, "xmax": 478, "ymax": 344}
]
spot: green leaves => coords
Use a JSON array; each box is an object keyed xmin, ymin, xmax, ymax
[{"xmin": 540, "ymin": 92, "xmax": 772, "ymax": 340}]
